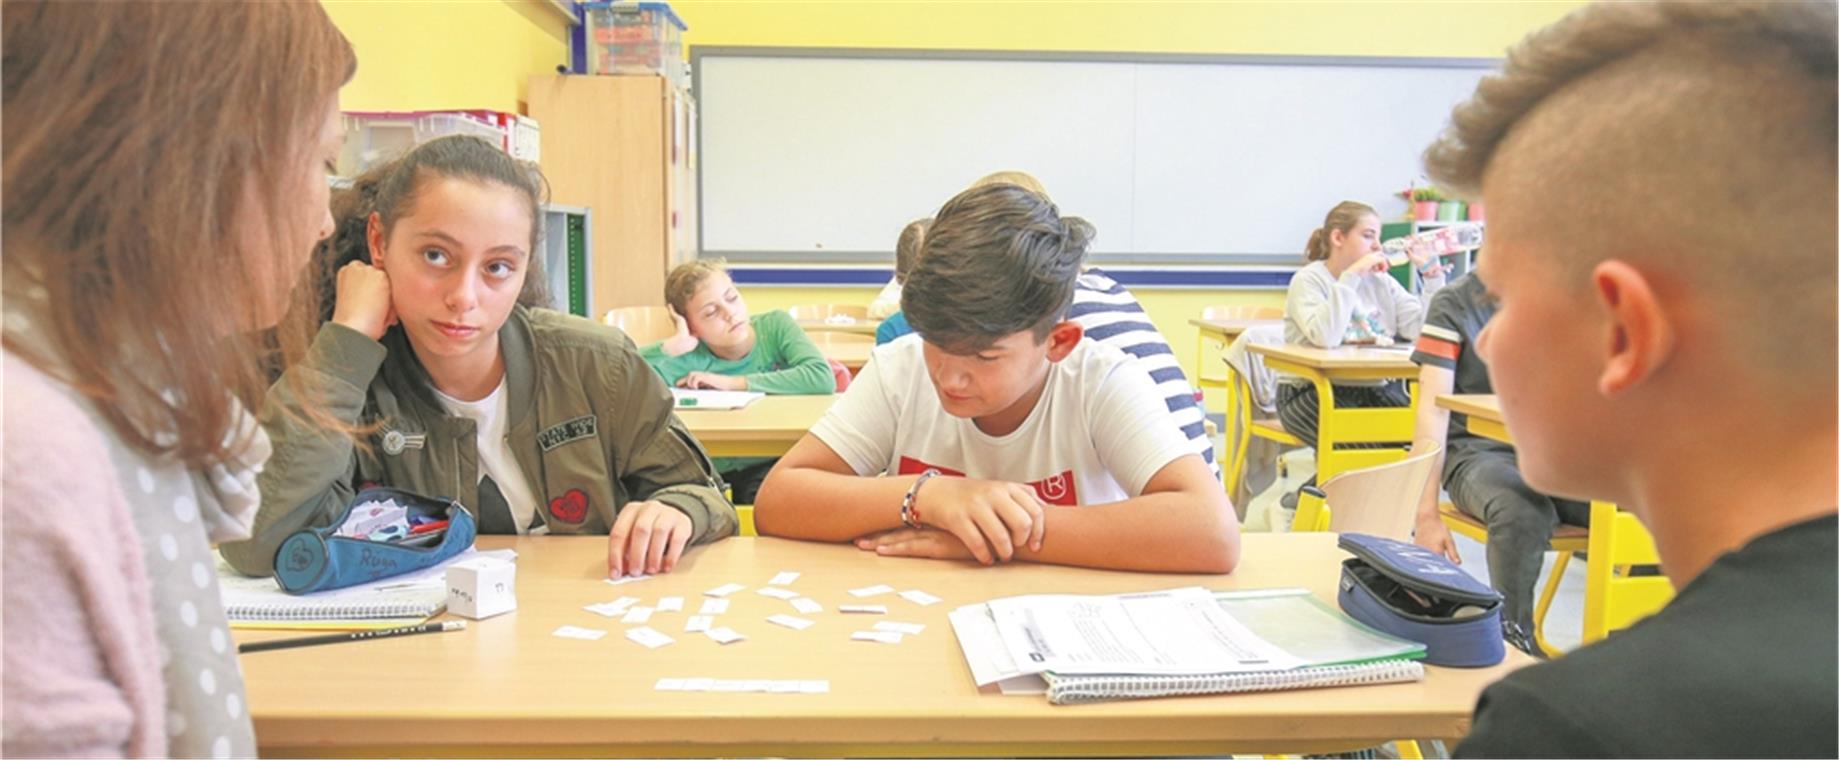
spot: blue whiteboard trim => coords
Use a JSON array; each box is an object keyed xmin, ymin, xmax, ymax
[{"xmin": 726, "ymin": 266, "xmax": 1294, "ymax": 289}]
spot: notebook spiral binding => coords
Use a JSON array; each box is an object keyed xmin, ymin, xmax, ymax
[{"xmin": 1044, "ymin": 660, "xmax": 1425, "ymax": 705}]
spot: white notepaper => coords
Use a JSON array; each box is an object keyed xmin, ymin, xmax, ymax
[
  {"xmin": 621, "ymin": 606, "xmax": 654, "ymax": 624},
  {"xmin": 899, "ymin": 589, "xmax": 942, "ymax": 606},
  {"xmin": 699, "ymin": 598, "xmax": 731, "ymax": 615},
  {"xmin": 767, "ymin": 614, "xmax": 815, "ymax": 631},
  {"xmin": 849, "ymin": 584, "xmax": 895, "ymax": 598},
  {"xmin": 552, "ymin": 625, "xmax": 608, "ymax": 641},
  {"xmin": 705, "ymin": 583, "xmax": 746, "ymax": 598},
  {"xmin": 874, "ymin": 621, "xmax": 926, "ymax": 635},
  {"xmin": 768, "ymin": 571, "xmax": 801, "ymax": 586},
  {"xmin": 852, "ymin": 630, "xmax": 904, "ymax": 644},
  {"xmin": 706, "ymin": 627, "xmax": 746, "ymax": 645},
  {"xmin": 685, "ymin": 615, "xmax": 713, "ymax": 633},
  {"xmin": 839, "ymin": 604, "xmax": 888, "ymax": 614},
  {"xmin": 985, "ymin": 586, "xmax": 1306, "ymax": 677},
  {"xmin": 625, "ymin": 626, "xmax": 674, "ymax": 649},
  {"xmin": 756, "ymin": 587, "xmax": 800, "ymax": 601},
  {"xmin": 790, "ymin": 598, "xmax": 824, "ymax": 615},
  {"xmin": 657, "ymin": 596, "xmax": 685, "ymax": 612}
]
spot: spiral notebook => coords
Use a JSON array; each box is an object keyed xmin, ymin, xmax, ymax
[
  {"xmin": 952, "ymin": 587, "xmax": 1427, "ymax": 705},
  {"xmin": 214, "ymin": 549, "xmax": 512, "ymax": 630}
]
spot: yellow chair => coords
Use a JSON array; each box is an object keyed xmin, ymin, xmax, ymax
[
  {"xmin": 735, "ymin": 505, "xmax": 757, "ymax": 537},
  {"xmin": 1581, "ymin": 501, "xmax": 1673, "ymax": 643},
  {"xmin": 1439, "ymin": 503, "xmax": 1589, "ymax": 659},
  {"xmin": 1222, "ymin": 361, "xmax": 1304, "ymax": 500},
  {"xmin": 786, "ymin": 303, "xmax": 871, "ymax": 331},
  {"xmin": 1291, "ymin": 442, "xmax": 1440, "ymax": 537},
  {"xmin": 602, "ymin": 305, "xmax": 676, "ymax": 344}
]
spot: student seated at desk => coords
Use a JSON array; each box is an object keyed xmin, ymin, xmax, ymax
[
  {"xmin": 1406, "ymin": 273, "xmax": 1586, "ymax": 657},
  {"xmin": 641, "ymin": 259, "xmax": 835, "ymax": 502},
  {"xmin": 753, "ymin": 184, "xmax": 1239, "ymax": 573},
  {"xmin": 874, "ymin": 219, "xmax": 926, "ymax": 346},
  {"xmin": 1276, "ymin": 201, "xmax": 1449, "ymax": 449},
  {"xmin": 221, "ymin": 136, "xmax": 736, "ymax": 582},
  {"xmin": 1420, "ymin": 2, "xmax": 1836, "ymax": 756}
]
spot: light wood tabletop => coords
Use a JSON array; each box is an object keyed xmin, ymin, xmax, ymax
[
  {"xmin": 1436, "ymin": 393, "xmax": 1509, "ymax": 444},
  {"xmin": 797, "ymin": 318, "xmax": 879, "ymax": 337},
  {"xmin": 677, "ymin": 394, "xmax": 834, "ymax": 457},
  {"xmin": 1188, "ymin": 317, "xmax": 1281, "ymax": 341},
  {"xmin": 238, "ymin": 533, "xmax": 1528, "ymax": 758},
  {"xmin": 807, "ymin": 331, "xmax": 874, "ymax": 372},
  {"xmin": 1246, "ymin": 343, "xmax": 1420, "ymax": 374}
]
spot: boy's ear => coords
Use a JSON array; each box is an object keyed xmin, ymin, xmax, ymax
[
  {"xmin": 1044, "ymin": 321, "xmax": 1084, "ymax": 362},
  {"xmin": 1592, "ymin": 259, "xmax": 1675, "ymax": 396},
  {"xmin": 365, "ymin": 211, "xmax": 386, "ymax": 267}
]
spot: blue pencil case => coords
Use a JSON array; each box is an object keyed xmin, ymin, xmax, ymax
[
  {"xmin": 1337, "ymin": 533, "xmax": 1506, "ymax": 668},
  {"xmin": 273, "ymin": 487, "xmax": 477, "ymax": 595}
]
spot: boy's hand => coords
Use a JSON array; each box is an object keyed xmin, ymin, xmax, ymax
[
  {"xmin": 914, "ymin": 477, "xmax": 1047, "ymax": 565},
  {"xmin": 676, "ymin": 371, "xmax": 746, "ymax": 391},
  {"xmin": 1413, "ymin": 514, "xmax": 1462, "ymax": 564},
  {"xmin": 608, "ymin": 500, "xmax": 693, "ymax": 579},
  {"xmin": 331, "ymin": 261, "xmax": 396, "ymax": 340},
  {"xmin": 660, "ymin": 306, "xmax": 699, "ymax": 357},
  {"xmin": 855, "ymin": 528, "xmax": 976, "ymax": 561}
]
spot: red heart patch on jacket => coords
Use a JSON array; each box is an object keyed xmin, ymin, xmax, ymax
[{"xmin": 548, "ymin": 488, "xmax": 589, "ymax": 524}]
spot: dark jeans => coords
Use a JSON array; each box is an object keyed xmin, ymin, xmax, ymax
[{"xmin": 1446, "ymin": 442, "xmax": 1590, "ymax": 632}]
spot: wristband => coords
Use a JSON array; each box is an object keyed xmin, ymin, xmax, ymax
[{"xmin": 900, "ymin": 469, "xmax": 940, "ymax": 529}]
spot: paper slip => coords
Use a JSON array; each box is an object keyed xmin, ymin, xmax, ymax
[
  {"xmin": 743, "ymin": 679, "xmax": 771, "ymax": 692},
  {"xmin": 625, "ymin": 627, "xmax": 674, "ymax": 649},
  {"xmin": 852, "ymin": 630, "xmax": 904, "ymax": 644},
  {"xmin": 712, "ymin": 680, "xmax": 747, "ymax": 692},
  {"xmin": 655, "ymin": 678, "xmax": 687, "ymax": 691},
  {"xmin": 849, "ymin": 584, "xmax": 895, "ymax": 598},
  {"xmin": 874, "ymin": 621, "xmax": 926, "ymax": 635},
  {"xmin": 621, "ymin": 606, "xmax": 654, "ymax": 624},
  {"xmin": 584, "ymin": 597, "xmax": 639, "ymax": 617},
  {"xmin": 801, "ymin": 680, "xmax": 830, "ymax": 694},
  {"xmin": 767, "ymin": 680, "xmax": 801, "ymax": 693},
  {"xmin": 705, "ymin": 627, "xmax": 746, "ymax": 645},
  {"xmin": 699, "ymin": 598, "xmax": 730, "ymax": 615},
  {"xmin": 657, "ymin": 678, "xmax": 829, "ymax": 694},
  {"xmin": 767, "ymin": 614, "xmax": 815, "ymax": 631},
  {"xmin": 790, "ymin": 598, "xmax": 823, "ymax": 615},
  {"xmin": 605, "ymin": 574, "xmax": 653, "ymax": 586},
  {"xmin": 553, "ymin": 625, "xmax": 608, "ymax": 641},
  {"xmin": 756, "ymin": 587, "xmax": 800, "ymax": 601},
  {"xmin": 704, "ymin": 583, "xmax": 746, "ymax": 598},
  {"xmin": 768, "ymin": 571, "xmax": 800, "ymax": 586},
  {"xmin": 683, "ymin": 678, "xmax": 715, "ymax": 691},
  {"xmin": 685, "ymin": 615, "xmax": 713, "ymax": 633},
  {"xmin": 839, "ymin": 604, "xmax": 887, "ymax": 614},
  {"xmin": 899, "ymin": 589, "xmax": 942, "ymax": 606},
  {"xmin": 657, "ymin": 596, "xmax": 684, "ymax": 612}
]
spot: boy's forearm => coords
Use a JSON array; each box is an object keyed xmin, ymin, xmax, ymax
[
  {"xmin": 1015, "ymin": 494, "xmax": 1240, "ymax": 574},
  {"xmin": 753, "ymin": 466, "xmax": 912, "ymax": 541}
]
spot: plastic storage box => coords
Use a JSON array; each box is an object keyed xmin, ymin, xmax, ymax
[
  {"xmin": 583, "ymin": 1, "xmax": 687, "ymax": 86},
  {"xmin": 337, "ymin": 111, "xmax": 531, "ymax": 177}
]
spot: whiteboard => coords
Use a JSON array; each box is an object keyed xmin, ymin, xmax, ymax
[{"xmin": 696, "ymin": 51, "xmax": 1493, "ymax": 261}]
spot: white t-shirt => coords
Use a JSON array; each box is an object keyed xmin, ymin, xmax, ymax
[
  {"xmin": 434, "ymin": 380, "xmax": 542, "ymax": 534},
  {"xmin": 810, "ymin": 335, "xmax": 1194, "ymax": 506}
]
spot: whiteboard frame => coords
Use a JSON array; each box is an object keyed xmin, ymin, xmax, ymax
[{"xmin": 690, "ymin": 46, "xmax": 1499, "ymax": 267}]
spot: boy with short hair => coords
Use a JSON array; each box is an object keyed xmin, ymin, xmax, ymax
[
  {"xmin": 1421, "ymin": 1, "xmax": 1836, "ymax": 756},
  {"xmin": 754, "ymin": 184, "xmax": 1239, "ymax": 573}
]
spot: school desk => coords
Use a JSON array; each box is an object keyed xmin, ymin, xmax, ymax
[
  {"xmin": 678, "ymin": 394, "xmax": 836, "ymax": 457},
  {"xmin": 806, "ymin": 330, "xmax": 874, "ymax": 373},
  {"xmin": 1246, "ymin": 343, "xmax": 1420, "ymax": 484},
  {"xmin": 237, "ymin": 533, "xmax": 1530, "ymax": 758},
  {"xmin": 796, "ymin": 318, "xmax": 880, "ymax": 337},
  {"xmin": 1190, "ymin": 316, "xmax": 1282, "ymax": 491}
]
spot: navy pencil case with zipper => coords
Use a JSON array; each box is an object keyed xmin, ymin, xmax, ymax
[
  {"xmin": 272, "ymin": 487, "xmax": 477, "ymax": 595},
  {"xmin": 1337, "ymin": 532, "xmax": 1506, "ymax": 667}
]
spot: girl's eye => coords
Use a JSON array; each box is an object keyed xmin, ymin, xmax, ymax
[
  {"xmin": 485, "ymin": 261, "xmax": 516, "ymax": 278},
  {"xmin": 422, "ymin": 248, "xmax": 449, "ymax": 265}
]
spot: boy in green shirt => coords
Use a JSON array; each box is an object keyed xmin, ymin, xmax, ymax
[{"xmin": 640, "ymin": 260, "xmax": 836, "ymax": 501}]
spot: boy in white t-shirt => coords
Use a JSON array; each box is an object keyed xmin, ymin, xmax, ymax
[{"xmin": 754, "ymin": 184, "xmax": 1239, "ymax": 573}]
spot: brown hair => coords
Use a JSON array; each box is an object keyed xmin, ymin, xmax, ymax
[
  {"xmin": 1304, "ymin": 201, "xmax": 1378, "ymax": 262},
  {"xmin": 893, "ymin": 219, "xmax": 931, "ymax": 284},
  {"xmin": 310, "ymin": 135, "xmax": 550, "ymax": 409},
  {"xmin": 902, "ymin": 184, "xmax": 1093, "ymax": 353},
  {"xmin": 1422, "ymin": 0, "xmax": 1835, "ymax": 374},
  {"xmin": 2, "ymin": 1, "xmax": 355, "ymax": 466},
  {"xmin": 664, "ymin": 258, "xmax": 729, "ymax": 316},
  {"xmin": 971, "ymin": 170, "xmax": 1051, "ymax": 200}
]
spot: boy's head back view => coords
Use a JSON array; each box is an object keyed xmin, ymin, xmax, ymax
[
  {"xmin": 1425, "ymin": 0, "xmax": 1836, "ymax": 584},
  {"xmin": 900, "ymin": 183, "xmax": 1095, "ymax": 423}
]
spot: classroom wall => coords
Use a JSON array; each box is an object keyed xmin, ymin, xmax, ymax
[{"xmin": 324, "ymin": 0, "xmax": 570, "ymax": 113}]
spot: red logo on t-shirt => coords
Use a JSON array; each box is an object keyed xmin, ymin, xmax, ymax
[{"xmin": 896, "ymin": 456, "xmax": 1078, "ymax": 507}]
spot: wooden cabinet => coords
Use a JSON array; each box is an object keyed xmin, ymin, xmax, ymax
[{"xmin": 528, "ymin": 74, "xmax": 697, "ymax": 313}]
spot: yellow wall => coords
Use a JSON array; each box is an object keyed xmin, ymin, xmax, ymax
[{"xmin": 325, "ymin": 0, "xmax": 569, "ymax": 113}]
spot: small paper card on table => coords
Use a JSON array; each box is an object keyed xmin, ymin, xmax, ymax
[
  {"xmin": 625, "ymin": 626, "xmax": 674, "ymax": 649},
  {"xmin": 790, "ymin": 598, "xmax": 823, "ymax": 615},
  {"xmin": 705, "ymin": 627, "xmax": 746, "ymax": 645},
  {"xmin": 657, "ymin": 596, "xmax": 684, "ymax": 612},
  {"xmin": 874, "ymin": 621, "xmax": 925, "ymax": 635},
  {"xmin": 704, "ymin": 583, "xmax": 746, "ymax": 598},
  {"xmin": 699, "ymin": 598, "xmax": 731, "ymax": 615},
  {"xmin": 839, "ymin": 604, "xmax": 887, "ymax": 614},
  {"xmin": 849, "ymin": 584, "xmax": 895, "ymax": 598},
  {"xmin": 852, "ymin": 630, "xmax": 904, "ymax": 644},
  {"xmin": 685, "ymin": 615, "xmax": 713, "ymax": 633},
  {"xmin": 621, "ymin": 606, "xmax": 654, "ymax": 624},
  {"xmin": 899, "ymin": 589, "xmax": 942, "ymax": 606},
  {"xmin": 553, "ymin": 625, "xmax": 607, "ymax": 641},
  {"xmin": 768, "ymin": 571, "xmax": 800, "ymax": 586},
  {"xmin": 756, "ymin": 587, "xmax": 800, "ymax": 601},
  {"xmin": 767, "ymin": 614, "xmax": 815, "ymax": 631}
]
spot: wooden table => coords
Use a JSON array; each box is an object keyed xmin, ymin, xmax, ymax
[
  {"xmin": 1247, "ymin": 343, "xmax": 1420, "ymax": 484},
  {"xmin": 807, "ymin": 331, "xmax": 873, "ymax": 372},
  {"xmin": 678, "ymin": 395, "xmax": 834, "ymax": 457},
  {"xmin": 1188, "ymin": 317, "xmax": 1280, "ymax": 390},
  {"xmin": 797, "ymin": 318, "xmax": 880, "ymax": 337},
  {"xmin": 240, "ymin": 534, "xmax": 1527, "ymax": 758},
  {"xmin": 1435, "ymin": 393, "xmax": 1509, "ymax": 443}
]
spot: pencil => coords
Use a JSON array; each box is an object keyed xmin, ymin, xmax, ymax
[{"xmin": 237, "ymin": 620, "xmax": 467, "ymax": 654}]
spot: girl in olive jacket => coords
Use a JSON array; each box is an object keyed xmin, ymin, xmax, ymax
[{"xmin": 222, "ymin": 136, "xmax": 735, "ymax": 580}]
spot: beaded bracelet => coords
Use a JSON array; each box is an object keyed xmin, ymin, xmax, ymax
[{"xmin": 900, "ymin": 469, "xmax": 940, "ymax": 529}]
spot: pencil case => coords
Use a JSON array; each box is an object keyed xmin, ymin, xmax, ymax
[
  {"xmin": 273, "ymin": 487, "xmax": 477, "ymax": 595},
  {"xmin": 1337, "ymin": 533, "xmax": 1505, "ymax": 667}
]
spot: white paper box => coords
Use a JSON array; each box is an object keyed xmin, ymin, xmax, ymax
[{"xmin": 446, "ymin": 557, "xmax": 517, "ymax": 619}]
